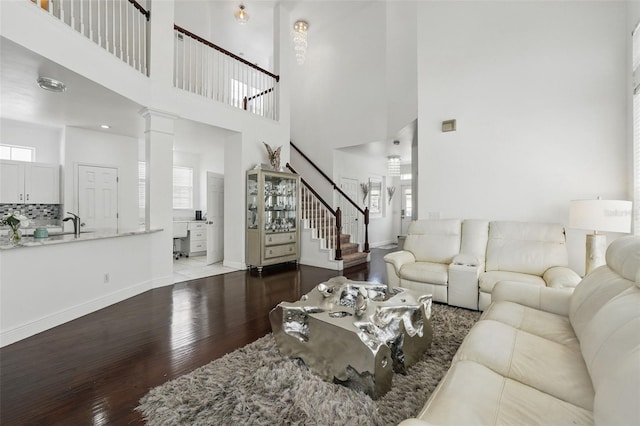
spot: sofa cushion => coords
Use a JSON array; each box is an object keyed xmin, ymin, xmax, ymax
[
  {"xmin": 479, "ymin": 271, "xmax": 545, "ymax": 293},
  {"xmin": 417, "ymin": 360, "xmax": 594, "ymax": 425},
  {"xmin": 400, "ymin": 262, "xmax": 449, "ymax": 285},
  {"xmin": 453, "ymin": 320, "xmax": 594, "ymax": 410},
  {"xmin": 482, "ymin": 301, "xmax": 578, "ymax": 348},
  {"xmin": 404, "ymin": 219, "xmax": 461, "ymax": 264},
  {"xmin": 485, "ymin": 221, "xmax": 569, "ymax": 276}
]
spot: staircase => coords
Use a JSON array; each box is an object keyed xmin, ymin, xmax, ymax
[{"xmin": 299, "ymin": 198, "xmax": 369, "ymax": 271}]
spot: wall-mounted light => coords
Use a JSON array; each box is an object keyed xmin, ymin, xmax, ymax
[
  {"xmin": 235, "ymin": 4, "xmax": 249, "ymax": 24},
  {"xmin": 293, "ymin": 20, "xmax": 309, "ymax": 65}
]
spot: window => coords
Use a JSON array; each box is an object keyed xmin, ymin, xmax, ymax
[
  {"xmin": 368, "ymin": 177, "xmax": 382, "ymax": 216},
  {"xmin": 231, "ymin": 78, "xmax": 264, "ymax": 115},
  {"xmin": 173, "ymin": 166, "xmax": 193, "ymax": 209},
  {"xmin": 0, "ymin": 144, "xmax": 35, "ymax": 161}
]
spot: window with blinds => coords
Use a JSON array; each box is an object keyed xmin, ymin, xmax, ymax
[
  {"xmin": 173, "ymin": 166, "xmax": 194, "ymax": 209},
  {"xmin": 633, "ymin": 23, "xmax": 640, "ymax": 235}
]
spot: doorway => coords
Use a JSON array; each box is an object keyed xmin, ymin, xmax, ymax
[
  {"xmin": 400, "ymin": 184, "xmax": 412, "ymax": 236},
  {"xmin": 340, "ymin": 177, "xmax": 360, "ymax": 245},
  {"xmin": 78, "ymin": 164, "xmax": 118, "ymax": 231},
  {"xmin": 206, "ymin": 172, "xmax": 224, "ymax": 264}
]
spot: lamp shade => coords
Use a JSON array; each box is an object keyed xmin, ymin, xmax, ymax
[{"xmin": 569, "ymin": 199, "xmax": 632, "ymax": 233}]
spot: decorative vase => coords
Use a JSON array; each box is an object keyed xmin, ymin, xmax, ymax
[{"xmin": 8, "ymin": 226, "xmax": 21, "ymax": 244}]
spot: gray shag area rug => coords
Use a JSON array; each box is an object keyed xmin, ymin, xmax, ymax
[{"xmin": 137, "ymin": 303, "xmax": 480, "ymax": 425}]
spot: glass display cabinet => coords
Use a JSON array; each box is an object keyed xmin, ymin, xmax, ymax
[{"xmin": 246, "ymin": 168, "xmax": 300, "ymax": 273}]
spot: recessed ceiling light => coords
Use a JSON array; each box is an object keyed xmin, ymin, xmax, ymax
[
  {"xmin": 37, "ymin": 77, "xmax": 67, "ymax": 93},
  {"xmin": 100, "ymin": 124, "xmax": 111, "ymax": 129}
]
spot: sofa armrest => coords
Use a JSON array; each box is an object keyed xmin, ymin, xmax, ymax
[
  {"xmin": 452, "ymin": 253, "xmax": 481, "ymax": 268},
  {"xmin": 543, "ymin": 266, "xmax": 581, "ymax": 289},
  {"xmin": 492, "ymin": 281, "xmax": 573, "ymax": 317},
  {"xmin": 384, "ymin": 250, "xmax": 416, "ymax": 286}
]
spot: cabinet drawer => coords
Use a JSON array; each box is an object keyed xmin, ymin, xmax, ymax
[
  {"xmin": 188, "ymin": 222, "xmax": 206, "ymax": 230},
  {"xmin": 190, "ymin": 230, "xmax": 207, "ymax": 241},
  {"xmin": 265, "ymin": 232, "xmax": 296, "ymax": 246},
  {"xmin": 190, "ymin": 241, "xmax": 206, "ymax": 252},
  {"xmin": 264, "ymin": 243, "xmax": 296, "ymax": 259}
]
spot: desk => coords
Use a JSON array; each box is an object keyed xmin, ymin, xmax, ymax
[{"xmin": 173, "ymin": 221, "xmax": 207, "ymax": 256}]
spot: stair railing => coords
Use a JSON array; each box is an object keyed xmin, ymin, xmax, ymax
[
  {"xmin": 174, "ymin": 24, "xmax": 280, "ymax": 120},
  {"xmin": 289, "ymin": 142, "xmax": 370, "ymax": 253},
  {"xmin": 288, "ymin": 164, "xmax": 343, "ymax": 260},
  {"xmin": 30, "ymin": 0, "xmax": 150, "ymax": 75}
]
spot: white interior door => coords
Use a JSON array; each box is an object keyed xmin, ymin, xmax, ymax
[
  {"xmin": 400, "ymin": 184, "xmax": 412, "ymax": 236},
  {"xmin": 340, "ymin": 177, "xmax": 359, "ymax": 244},
  {"xmin": 78, "ymin": 165, "xmax": 118, "ymax": 231},
  {"xmin": 206, "ymin": 172, "xmax": 224, "ymax": 265}
]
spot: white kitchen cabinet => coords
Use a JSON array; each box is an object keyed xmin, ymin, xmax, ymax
[{"xmin": 0, "ymin": 161, "xmax": 60, "ymax": 204}]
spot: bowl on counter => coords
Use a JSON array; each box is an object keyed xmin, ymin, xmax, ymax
[{"xmin": 33, "ymin": 228, "xmax": 49, "ymax": 238}]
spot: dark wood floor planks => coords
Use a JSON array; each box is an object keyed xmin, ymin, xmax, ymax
[{"xmin": 0, "ymin": 249, "xmax": 391, "ymax": 425}]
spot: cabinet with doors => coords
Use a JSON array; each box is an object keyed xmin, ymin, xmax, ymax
[
  {"xmin": 0, "ymin": 160, "xmax": 60, "ymax": 204},
  {"xmin": 246, "ymin": 168, "xmax": 300, "ymax": 272}
]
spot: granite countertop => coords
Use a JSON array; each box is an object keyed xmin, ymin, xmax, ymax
[{"xmin": 0, "ymin": 228, "xmax": 163, "ymax": 250}]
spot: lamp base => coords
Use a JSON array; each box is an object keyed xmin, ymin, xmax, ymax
[{"xmin": 585, "ymin": 234, "xmax": 606, "ymax": 276}]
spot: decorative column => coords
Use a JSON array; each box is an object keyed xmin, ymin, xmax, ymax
[{"xmin": 140, "ymin": 107, "xmax": 178, "ymax": 287}]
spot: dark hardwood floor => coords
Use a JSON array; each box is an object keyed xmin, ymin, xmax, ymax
[{"xmin": 0, "ymin": 248, "xmax": 394, "ymax": 425}]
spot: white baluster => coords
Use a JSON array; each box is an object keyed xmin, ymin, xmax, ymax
[
  {"xmin": 143, "ymin": 14, "xmax": 148, "ymax": 75},
  {"xmin": 79, "ymin": 0, "xmax": 84, "ymax": 36},
  {"xmin": 49, "ymin": 0, "xmax": 54, "ymax": 16},
  {"xmin": 132, "ymin": 7, "xmax": 137, "ymax": 71},
  {"xmin": 118, "ymin": 0, "xmax": 123, "ymax": 59},
  {"xmin": 70, "ymin": 0, "xmax": 75, "ymax": 30}
]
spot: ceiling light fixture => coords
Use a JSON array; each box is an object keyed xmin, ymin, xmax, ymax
[
  {"xmin": 37, "ymin": 76, "xmax": 67, "ymax": 93},
  {"xmin": 235, "ymin": 4, "xmax": 249, "ymax": 24},
  {"xmin": 388, "ymin": 155, "xmax": 401, "ymax": 176},
  {"xmin": 100, "ymin": 124, "xmax": 111, "ymax": 129},
  {"xmin": 293, "ymin": 20, "xmax": 309, "ymax": 65}
]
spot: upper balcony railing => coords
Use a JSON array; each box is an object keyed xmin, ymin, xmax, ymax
[
  {"xmin": 174, "ymin": 25, "xmax": 280, "ymax": 121},
  {"xmin": 29, "ymin": 0, "xmax": 149, "ymax": 76}
]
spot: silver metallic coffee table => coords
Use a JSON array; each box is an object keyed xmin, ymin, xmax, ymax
[{"xmin": 269, "ymin": 276, "xmax": 433, "ymax": 399}]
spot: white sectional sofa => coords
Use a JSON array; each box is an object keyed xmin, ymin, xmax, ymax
[
  {"xmin": 479, "ymin": 221, "xmax": 581, "ymax": 310},
  {"xmin": 400, "ymin": 235, "xmax": 640, "ymax": 426},
  {"xmin": 384, "ymin": 219, "xmax": 581, "ymax": 310}
]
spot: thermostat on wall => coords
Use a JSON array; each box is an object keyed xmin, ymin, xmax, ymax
[{"xmin": 442, "ymin": 119, "xmax": 456, "ymax": 132}]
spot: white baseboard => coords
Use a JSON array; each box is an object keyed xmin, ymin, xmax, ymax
[
  {"xmin": 224, "ymin": 259, "xmax": 247, "ymax": 270},
  {"xmin": 0, "ymin": 279, "xmax": 152, "ymax": 348}
]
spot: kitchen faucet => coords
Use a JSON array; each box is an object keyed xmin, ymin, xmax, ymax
[{"xmin": 63, "ymin": 212, "xmax": 81, "ymax": 237}]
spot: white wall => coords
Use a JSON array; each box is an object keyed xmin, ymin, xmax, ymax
[
  {"xmin": 417, "ymin": 1, "xmax": 629, "ymax": 274},
  {"xmin": 290, "ymin": 1, "xmax": 388, "ymax": 187},
  {"xmin": 0, "ymin": 231, "xmax": 161, "ymax": 346},
  {"xmin": 64, "ymin": 127, "xmax": 140, "ymax": 232},
  {"xmin": 0, "ymin": 118, "xmax": 61, "ymax": 164}
]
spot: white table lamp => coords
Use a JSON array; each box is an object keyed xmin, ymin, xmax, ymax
[{"xmin": 569, "ymin": 199, "xmax": 632, "ymax": 275}]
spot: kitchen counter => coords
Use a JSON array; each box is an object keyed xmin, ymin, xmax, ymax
[{"xmin": 0, "ymin": 228, "xmax": 163, "ymax": 250}]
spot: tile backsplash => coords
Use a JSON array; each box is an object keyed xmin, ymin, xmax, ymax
[{"xmin": 0, "ymin": 204, "xmax": 62, "ymax": 226}]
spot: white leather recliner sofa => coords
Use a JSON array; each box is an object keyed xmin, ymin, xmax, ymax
[
  {"xmin": 385, "ymin": 219, "xmax": 579, "ymax": 311},
  {"xmin": 383, "ymin": 219, "xmax": 463, "ymax": 304},
  {"xmin": 399, "ymin": 235, "xmax": 640, "ymax": 426},
  {"xmin": 478, "ymin": 221, "xmax": 581, "ymax": 310}
]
